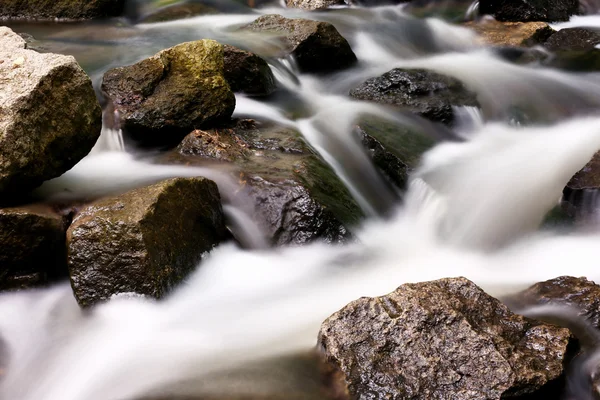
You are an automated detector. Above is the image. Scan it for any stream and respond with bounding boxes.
[3,0,600,399]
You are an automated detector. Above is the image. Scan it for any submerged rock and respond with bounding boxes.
[318,277,570,400]
[0,27,102,198]
[242,15,357,73]
[223,45,277,97]
[350,69,479,125]
[176,119,363,245]
[285,0,345,9]
[137,2,217,23]
[464,20,555,47]
[0,0,125,20]
[101,39,236,146]
[478,0,578,22]
[0,205,68,291]
[67,177,227,307]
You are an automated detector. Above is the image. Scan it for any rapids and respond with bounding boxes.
[3,1,600,399]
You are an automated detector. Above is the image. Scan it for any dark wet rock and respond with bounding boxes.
[0,27,102,198]
[101,39,235,146]
[350,68,479,125]
[67,177,227,307]
[562,151,600,218]
[318,277,571,400]
[242,15,357,73]
[0,205,68,291]
[478,0,578,22]
[223,45,276,97]
[138,2,217,23]
[0,0,125,20]
[544,28,600,51]
[285,0,345,9]
[176,119,363,245]
[355,117,435,190]
[464,20,555,47]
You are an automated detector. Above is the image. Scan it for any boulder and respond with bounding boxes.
[562,151,600,218]
[137,3,217,23]
[223,45,276,97]
[544,28,600,51]
[101,39,236,146]
[0,27,102,198]
[355,117,435,190]
[0,205,68,291]
[285,0,345,9]
[67,177,227,307]
[350,68,479,125]
[0,0,125,20]
[464,20,555,47]
[318,277,571,400]
[241,15,357,73]
[478,0,578,22]
[176,119,363,245]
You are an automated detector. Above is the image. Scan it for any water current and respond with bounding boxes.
[4,1,600,398]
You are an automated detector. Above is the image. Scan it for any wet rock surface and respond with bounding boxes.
[285,0,345,9]
[242,15,357,73]
[101,39,236,146]
[176,119,363,245]
[464,20,554,47]
[350,69,479,125]
[0,27,102,198]
[0,0,125,20]
[0,205,69,291]
[67,177,227,307]
[137,2,217,23]
[318,277,571,400]
[223,45,276,97]
[562,151,600,218]
[478,0,578,22]
[544,28,600,51]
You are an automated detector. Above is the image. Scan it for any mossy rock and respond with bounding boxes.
[0,0,125,20]
[176,119,363,245]
[67,177,227,307]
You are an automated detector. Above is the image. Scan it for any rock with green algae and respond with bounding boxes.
[0,204,69,291]
[176,119,363,245]
[101,39,236,146]
[241,14,357,73]
[0,0,125,20]
[223,44,277,97]
[0,27,102,198]
[67,177,227,307]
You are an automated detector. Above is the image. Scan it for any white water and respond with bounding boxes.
[4,3,600,399]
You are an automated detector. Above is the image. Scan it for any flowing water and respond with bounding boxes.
[4,1,600,399]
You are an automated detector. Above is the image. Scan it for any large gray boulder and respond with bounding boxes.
[318,277,571,400]
[0,0,125,20]
[242,15,357,73]
[102,39,236,146]
[67,177,227,307]
[0,27,102,198]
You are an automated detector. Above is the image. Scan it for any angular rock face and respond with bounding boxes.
[101,39,236,146]
[176,119,362,245]
[0,27,102,197]
[478,0,578,22]
[0,0,125,20]
[223,45,276,97]
[544,28,600,51]
[562,152,600,218]
[67,177,227,307]
[0,205,68,291]
[285,0,345,10]
[318,277,571,400]
[350,69,479,125]
[242,15,357,73]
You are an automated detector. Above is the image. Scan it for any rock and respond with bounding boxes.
[0,204,68,291]
[562,151,600,218]
[478,0,578,22]
[137,2,217,23]
[242,15,357,73]
[0,27,102,198]
[544,28,600,51]
[176,119,363,245]
[101,39,236,146]
[67,177,227,307]
[464,20,555,47]
[318,277,571,400]
[223,45,276,97]
[285,0,345,10]
[0,0,125,20]
[355,117,435,190]
[350,68,479,125]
